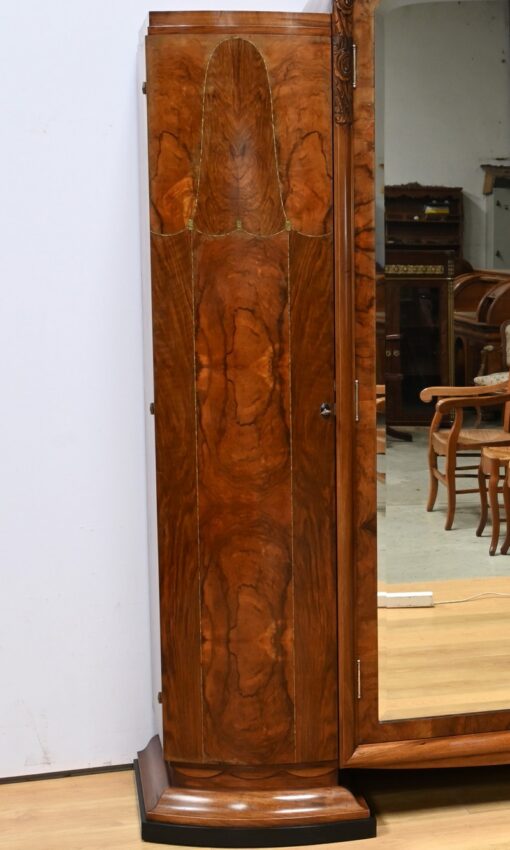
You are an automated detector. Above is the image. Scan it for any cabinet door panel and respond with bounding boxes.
[147,22,337,766]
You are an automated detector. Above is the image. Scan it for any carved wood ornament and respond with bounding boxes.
[332,0,354,125]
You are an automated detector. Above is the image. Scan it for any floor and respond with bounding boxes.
[378,426,510,721]
[3,767,510,849]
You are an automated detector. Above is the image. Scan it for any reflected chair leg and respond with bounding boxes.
[488,464,500,556]
[444,454,456,531]
[476,463,488,537]
[501,475,510,555]
[426,447,439,512]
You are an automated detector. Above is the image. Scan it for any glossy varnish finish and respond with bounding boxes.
[146,13,338,774]
[151,231,203,761]
[138,737,371,829]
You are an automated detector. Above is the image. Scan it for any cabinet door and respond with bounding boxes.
[146,16,338,767]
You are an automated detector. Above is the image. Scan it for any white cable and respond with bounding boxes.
[435,592,510,606]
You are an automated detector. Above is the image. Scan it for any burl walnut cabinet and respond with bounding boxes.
[135,3,510,847]
[135,7,375,845]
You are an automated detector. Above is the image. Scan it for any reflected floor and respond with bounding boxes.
[378,427,510,721]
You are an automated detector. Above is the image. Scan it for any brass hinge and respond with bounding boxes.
[357,659,362,699]
[352,43,357,89]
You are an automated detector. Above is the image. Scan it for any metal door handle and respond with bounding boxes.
[320,402,333,419]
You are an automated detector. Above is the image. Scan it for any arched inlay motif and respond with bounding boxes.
[194,38,286,235]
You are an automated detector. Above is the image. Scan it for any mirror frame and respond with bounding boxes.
[335,0,510,769]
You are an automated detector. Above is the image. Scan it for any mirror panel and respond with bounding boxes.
[376,0,510,723]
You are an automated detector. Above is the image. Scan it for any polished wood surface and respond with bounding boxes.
[195,228,294,765]
[138,737,370,827]
[146,8,341,796]
[6,767,510,850]
[151,231,202,762]
[148,10,331,36]
[347,0,378,766]
[334,0,363,773]
[290,232,337,761]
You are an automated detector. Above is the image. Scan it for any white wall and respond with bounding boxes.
[378,0,510,267]
[0,0,312,779]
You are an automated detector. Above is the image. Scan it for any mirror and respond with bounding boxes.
[376,0,510,722]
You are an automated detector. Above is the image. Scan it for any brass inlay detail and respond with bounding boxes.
[385,264,445,276]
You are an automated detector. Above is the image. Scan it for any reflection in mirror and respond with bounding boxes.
[376,0,510,722]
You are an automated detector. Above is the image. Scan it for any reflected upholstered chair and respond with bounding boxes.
[475,318,510,388]
[420,379,510,530]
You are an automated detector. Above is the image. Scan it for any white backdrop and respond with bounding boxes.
[0,0,316,778]
[4,0,484,779]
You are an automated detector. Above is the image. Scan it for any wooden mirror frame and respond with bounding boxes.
[337,0,510,769]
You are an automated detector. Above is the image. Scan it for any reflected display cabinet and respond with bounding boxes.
[135,3,510,847]
[383,251,456,425]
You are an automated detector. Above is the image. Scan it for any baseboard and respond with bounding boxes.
[0,763,133,785]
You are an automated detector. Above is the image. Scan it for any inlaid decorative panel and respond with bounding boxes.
[147,27,337,766]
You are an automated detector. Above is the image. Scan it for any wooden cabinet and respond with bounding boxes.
[383,252,455,425]
[135,4,510,846]
[385,185,464,257]
[136,8,374,846]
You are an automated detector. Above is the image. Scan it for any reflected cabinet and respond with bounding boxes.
[135,3,510,846]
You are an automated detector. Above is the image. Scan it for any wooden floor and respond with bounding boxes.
[2,766,510,849]
[379,576,510,721]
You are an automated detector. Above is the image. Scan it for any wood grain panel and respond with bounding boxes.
[260,35,333,235]
[146,36,208,233]
[194,232,295,764]
[290,232,338,762]
[146,14,340,775]
[148,11,331,36]
[169,761,338,789]
[151,232,202,762]
[194,39,286,236]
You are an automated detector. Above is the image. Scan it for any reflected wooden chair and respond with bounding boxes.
[478,446,510,555]
[502,461,510,555]
[420,380,510,530]
[376,384,386,484]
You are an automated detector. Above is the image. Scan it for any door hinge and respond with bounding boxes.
[357,659,362,699]
[149,402,155,415]
[352,43,357,89]
[142,81,147,95]
[354,379,360,422]
[157,691,163,704]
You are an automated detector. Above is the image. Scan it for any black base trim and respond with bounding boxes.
[134,760,376,847]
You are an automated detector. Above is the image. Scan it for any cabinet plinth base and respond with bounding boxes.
[135,737,376,846]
